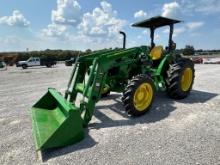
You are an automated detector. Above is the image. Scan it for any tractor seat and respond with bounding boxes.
[150,46,163,60]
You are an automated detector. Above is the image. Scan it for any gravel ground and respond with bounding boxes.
[0,64,220,165]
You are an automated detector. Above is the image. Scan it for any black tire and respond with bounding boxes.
[101,90,110,98]
[122,74,154,116]
[166,58,195,99]
[22,64,27,69]
[46,63,52,68]
[65,62,72,66]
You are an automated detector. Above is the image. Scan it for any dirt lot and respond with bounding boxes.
[0,64,220,165]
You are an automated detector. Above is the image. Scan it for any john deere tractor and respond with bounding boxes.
[31,16,195,151]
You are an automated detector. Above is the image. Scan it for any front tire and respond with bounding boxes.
[101,85,110,98]
[166,58,195,99]
[122,75,154,116]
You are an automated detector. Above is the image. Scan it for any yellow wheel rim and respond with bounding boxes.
[181,68,193,91]
[133,83,153,111]
[101,85,110,94]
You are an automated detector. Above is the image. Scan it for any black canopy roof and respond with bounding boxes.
[132,16,181,28]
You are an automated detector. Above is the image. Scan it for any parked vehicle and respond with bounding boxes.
[16,57,56,69]
[203,58,220,64]
[65,57,76,66]
[192,57,203,64]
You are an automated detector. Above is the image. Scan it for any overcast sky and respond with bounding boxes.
[0,0,220,51]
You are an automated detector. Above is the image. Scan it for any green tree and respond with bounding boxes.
[183,45,195,55]
[85,49,92,54]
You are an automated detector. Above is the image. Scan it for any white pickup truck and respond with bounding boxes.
[16,57,56,69]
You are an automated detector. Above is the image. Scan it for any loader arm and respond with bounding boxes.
[65,47,144,125]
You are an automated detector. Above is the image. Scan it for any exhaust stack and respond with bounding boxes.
[119,31,126,49]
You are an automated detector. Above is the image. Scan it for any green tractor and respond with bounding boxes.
[31,16,195,151]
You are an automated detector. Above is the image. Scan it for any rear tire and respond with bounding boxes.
[22,64,27,69]
[46,63,52,68]
[122,74,154,116]
[166,58,195,99]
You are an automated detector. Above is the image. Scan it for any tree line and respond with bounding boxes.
[0,48,107,65]
[0,46,220,65]
[179,45,220,56]
[15,49,94,61]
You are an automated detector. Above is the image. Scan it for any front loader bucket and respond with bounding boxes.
[31,88,84,150]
